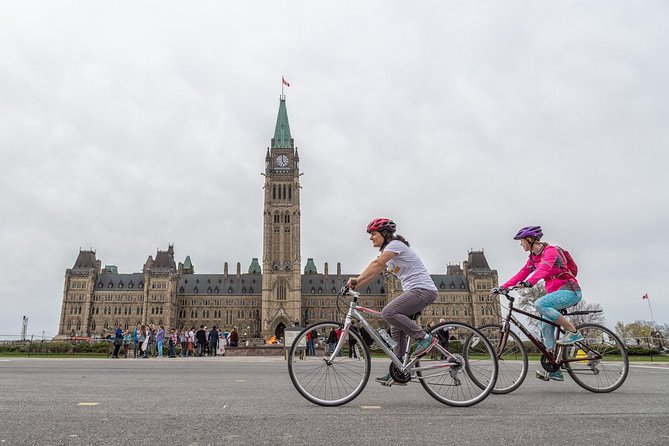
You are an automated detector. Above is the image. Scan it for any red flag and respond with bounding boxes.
[642,293,649,300]
[282,77,290,87]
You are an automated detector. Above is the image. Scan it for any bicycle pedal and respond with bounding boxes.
[535,371,550,381]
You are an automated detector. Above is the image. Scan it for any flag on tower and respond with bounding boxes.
[642,293,649,300]
[282,76,290,87]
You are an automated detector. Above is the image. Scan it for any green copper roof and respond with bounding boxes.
[104,265,118,274]
[272,97,292,148]
[304,258,317,274]
[183,256,192,269]
[248,258,261,274]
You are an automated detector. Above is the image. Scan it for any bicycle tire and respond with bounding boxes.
[561,323,628,393]
[477,324,528,394]
[418,321,498,407]
[287,321,371,406]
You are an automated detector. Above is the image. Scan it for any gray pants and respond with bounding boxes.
[382,287,438,358]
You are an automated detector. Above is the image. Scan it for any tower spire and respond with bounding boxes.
[272,96,293,149]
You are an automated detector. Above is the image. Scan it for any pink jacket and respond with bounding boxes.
[502,245,579,293]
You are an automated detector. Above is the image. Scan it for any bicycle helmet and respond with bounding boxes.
[366,218,396,234]
[513,225,543,240]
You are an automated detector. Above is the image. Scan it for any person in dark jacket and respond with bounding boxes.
[208,326,219,356]
[195,325,207,357]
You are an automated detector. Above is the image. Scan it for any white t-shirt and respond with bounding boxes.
[383,240,437,292]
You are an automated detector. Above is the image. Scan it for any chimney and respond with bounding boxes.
[324,262,329,276]
[236,262,241,279]
[337,262,341,277]
[224,262,228,278]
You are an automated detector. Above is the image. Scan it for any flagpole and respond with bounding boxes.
[646,296,655,323]
[281,77,284,98]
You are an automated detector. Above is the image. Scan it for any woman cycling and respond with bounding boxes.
[493,225,583,381]
[347,218,438,386]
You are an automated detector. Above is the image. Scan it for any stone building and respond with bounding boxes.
[57,95,500,340]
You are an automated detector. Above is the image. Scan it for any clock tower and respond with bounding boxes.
[261,95,302,338]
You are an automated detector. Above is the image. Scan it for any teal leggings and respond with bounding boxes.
[533,289,582,349]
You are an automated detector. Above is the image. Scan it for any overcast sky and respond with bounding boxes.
[1,1,667,337]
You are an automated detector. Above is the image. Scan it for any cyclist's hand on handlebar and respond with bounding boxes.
[515,281,532,289]
[490,287,507,295]
[347,278,358,290]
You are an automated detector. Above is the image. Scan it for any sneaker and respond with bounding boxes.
[557,331,584,346]
[374,373,407,387]
[412,334,438,357]
[535,370,564,381]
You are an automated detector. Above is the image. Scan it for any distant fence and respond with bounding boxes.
[0,334,666,359]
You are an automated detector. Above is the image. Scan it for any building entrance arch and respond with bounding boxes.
[275,323,286,340]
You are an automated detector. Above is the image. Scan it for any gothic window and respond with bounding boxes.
[277,282,286,301]
[91,320,96,331]
[288,186,292,200]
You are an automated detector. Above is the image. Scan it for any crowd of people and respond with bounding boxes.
[111,323,240,359]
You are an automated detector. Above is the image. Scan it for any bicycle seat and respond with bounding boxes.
[409,311,422,321]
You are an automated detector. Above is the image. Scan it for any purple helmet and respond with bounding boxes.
[513,225,543,240]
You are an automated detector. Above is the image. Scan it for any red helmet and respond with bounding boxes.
[366,218,396,234]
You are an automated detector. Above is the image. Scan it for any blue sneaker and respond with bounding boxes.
[557,331,584,345]
[412,334,438,357]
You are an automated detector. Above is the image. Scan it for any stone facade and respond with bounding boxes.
[57,96,500,340]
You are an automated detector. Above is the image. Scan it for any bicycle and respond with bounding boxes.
[479,286,629,394]
[287,286,498,407]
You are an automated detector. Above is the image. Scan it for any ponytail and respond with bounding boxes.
[379,230,410,251]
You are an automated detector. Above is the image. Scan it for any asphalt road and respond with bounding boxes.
[0,357,668,446]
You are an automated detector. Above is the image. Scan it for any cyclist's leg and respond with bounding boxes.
[381,288,437,350]
[534,289,582,350]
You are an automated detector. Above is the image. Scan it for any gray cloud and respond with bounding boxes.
[1,1,667,336]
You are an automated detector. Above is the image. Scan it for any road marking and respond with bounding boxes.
[630,365,669,371]
[360,405,381,410]
[235,379,246,382]
[77,402,99,406]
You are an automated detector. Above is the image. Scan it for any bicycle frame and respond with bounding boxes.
[498,289,603,367]
[327,289,457,379]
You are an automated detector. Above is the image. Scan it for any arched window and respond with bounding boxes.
[277,282,286,301]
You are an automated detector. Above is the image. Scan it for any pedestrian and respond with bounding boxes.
[168,327,177,358]
[188,327,196,356]
[327,327,337,354]
[112,324,123,358]
[156,325,165,358]
[196,325,207,356]
[180,329,189,357]
[348,322,358,359]
[122,329,132,358]
[132,323,141,358]
[147,324,155,358]
[208,325,219,356]
[140,325,149,358]
[229,327,239,348]
[217,330,226,356]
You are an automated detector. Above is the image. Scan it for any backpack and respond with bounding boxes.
[555,246,578,277]
[528,245,578,278]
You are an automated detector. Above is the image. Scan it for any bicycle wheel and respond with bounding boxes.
[478,324,528,394]
[287,321,371,406]
[417,321,498,407]
[561,323,629,393]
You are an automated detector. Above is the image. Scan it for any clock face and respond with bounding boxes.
[276,155,289,167]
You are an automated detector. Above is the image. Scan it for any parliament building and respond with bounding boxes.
[57,96,501,340]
